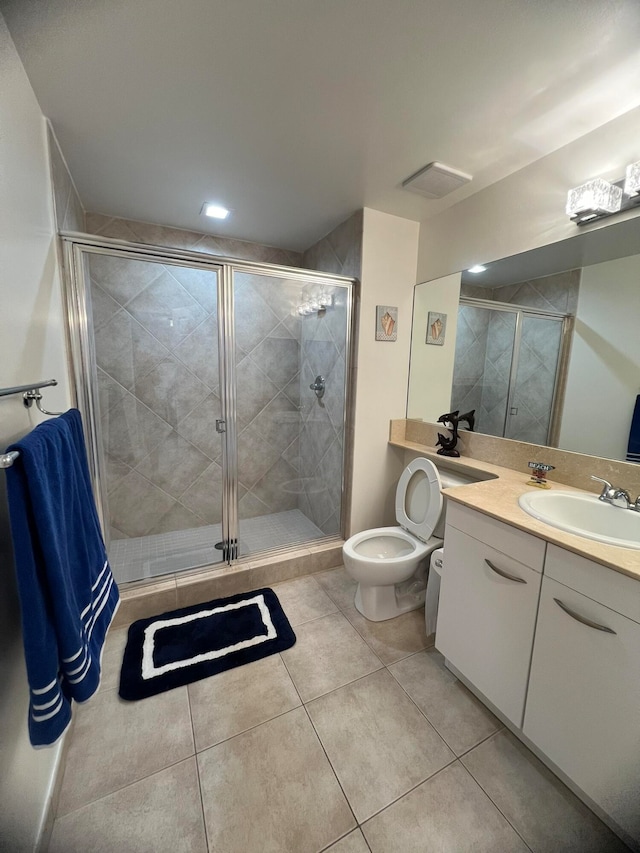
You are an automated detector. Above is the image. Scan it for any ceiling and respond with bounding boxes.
[2,0,640,251]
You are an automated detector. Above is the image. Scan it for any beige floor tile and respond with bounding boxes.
[57,686,194,815]
[198,706,356,853]
[362,761,529,853]
[98,625,129,692]
[307,669,455,822]
[49,758,206,853]
[281,612,383,702]
[389,649,501,755]
[324,828,371,852]
[273,575,338,625]
[461,730,628,853]
[189,654,301,751]
[343,605,432,664]
[315,567,357,611]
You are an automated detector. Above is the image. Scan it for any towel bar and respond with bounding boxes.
[0,379,62,467]
[0,451,19,469]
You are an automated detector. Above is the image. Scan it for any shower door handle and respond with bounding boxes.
[310,376,325,399]
[215,419,226,434]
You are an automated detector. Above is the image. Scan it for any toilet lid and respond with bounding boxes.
[395,457,443,542]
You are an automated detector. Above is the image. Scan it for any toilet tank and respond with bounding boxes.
[433,467,480,538]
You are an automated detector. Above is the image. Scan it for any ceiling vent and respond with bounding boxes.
[402,162,472,199]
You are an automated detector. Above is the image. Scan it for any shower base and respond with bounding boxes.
[108,509,326,584]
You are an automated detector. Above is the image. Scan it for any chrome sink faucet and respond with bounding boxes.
[591,476,616,502]
[591,476,640,511]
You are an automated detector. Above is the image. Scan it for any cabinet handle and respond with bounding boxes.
[484,559,527,584]
[553,598,617,634]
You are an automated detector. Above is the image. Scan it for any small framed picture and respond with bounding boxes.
[426,311,447,345]
[376,305,398,341]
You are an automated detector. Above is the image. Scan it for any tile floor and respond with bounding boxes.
[48,569,629,852]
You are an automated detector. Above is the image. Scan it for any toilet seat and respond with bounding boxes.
[395,457,443,542]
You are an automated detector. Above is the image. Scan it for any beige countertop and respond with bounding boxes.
[390,437,640,582]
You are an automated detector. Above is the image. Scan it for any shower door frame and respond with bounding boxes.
[60,232,356,567]
[459,298,573,445]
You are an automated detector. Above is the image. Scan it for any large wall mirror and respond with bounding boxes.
[407,215,640,464]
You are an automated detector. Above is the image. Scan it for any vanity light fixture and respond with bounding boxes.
[296,290,333,316]
[624,160,640,197]
[201,203,230,220]
[566,161,640,225]
[566,179,622,223]
[467,264,487,274]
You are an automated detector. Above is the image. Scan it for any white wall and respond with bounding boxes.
[416,106,640,284]
[559,254,640,460]
[0,13,71,851]
[406,273,461,422]
[349,208,420,534]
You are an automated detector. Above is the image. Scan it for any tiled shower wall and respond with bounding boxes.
[451,304,491,424]
[453,270,579,443]
[301,212,363,534]
[85,213,302,267]
[91,255,223,540]
[84,212,356,542]
[86,216,305,541]
[92,260,316,542]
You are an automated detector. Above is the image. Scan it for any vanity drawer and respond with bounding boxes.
[446,502,546,572]
[545,544,640,624]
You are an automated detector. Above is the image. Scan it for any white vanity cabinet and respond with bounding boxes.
[523,545,640,844]
[435,502,546,727]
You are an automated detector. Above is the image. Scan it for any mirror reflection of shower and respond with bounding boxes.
[451,298,572,446]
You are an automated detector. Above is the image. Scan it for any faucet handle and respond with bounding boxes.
[611,488,631,509]
[590,475,614,501]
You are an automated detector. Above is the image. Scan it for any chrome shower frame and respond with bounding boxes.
[60,232,356,567]
[458,297,573,445]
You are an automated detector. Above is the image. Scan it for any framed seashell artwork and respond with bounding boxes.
[426,311,447,345]
[376,305,398,341]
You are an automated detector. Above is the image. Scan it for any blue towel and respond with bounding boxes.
[627,395,640,464]
[5,409,119,747]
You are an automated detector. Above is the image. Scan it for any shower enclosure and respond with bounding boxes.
[62,235,354,584]
[451,298,572,445]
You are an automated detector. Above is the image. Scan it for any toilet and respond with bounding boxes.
[343,457,472,622]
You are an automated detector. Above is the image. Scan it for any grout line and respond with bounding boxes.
[357,756,460,828]
[455,761,536,853]
[56,752,197,821]
[456,725,505,759]
[298,698,360,835]
[184,682,211,849]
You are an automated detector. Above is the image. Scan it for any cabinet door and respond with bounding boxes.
[524,576,640,845]
[436,525,542,727]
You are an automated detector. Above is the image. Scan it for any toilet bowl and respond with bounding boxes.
[343,457,471,622]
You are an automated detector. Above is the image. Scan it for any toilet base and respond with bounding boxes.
[354,580,427,622]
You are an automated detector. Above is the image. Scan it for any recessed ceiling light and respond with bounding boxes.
[468,264,487,274]
[202,203,230,220]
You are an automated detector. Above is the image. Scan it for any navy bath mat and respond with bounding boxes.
[119,588,296,700]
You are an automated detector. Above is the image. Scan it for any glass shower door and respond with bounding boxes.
[451,304,517,437]
[231,269,349,558]
[84,249,225,582]
[504,315,564,444]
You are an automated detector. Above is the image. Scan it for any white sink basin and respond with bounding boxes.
[518,490,640,550]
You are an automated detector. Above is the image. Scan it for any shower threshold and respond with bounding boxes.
[108,509,327,584]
